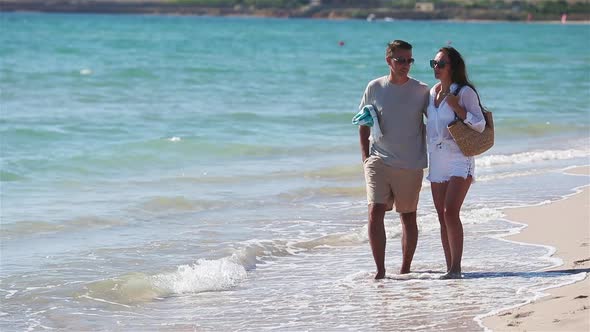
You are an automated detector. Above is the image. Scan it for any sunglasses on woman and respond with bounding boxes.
[430,60,447,69]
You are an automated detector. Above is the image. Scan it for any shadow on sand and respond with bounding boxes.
[382,268,589,281]
[462,268,590,279]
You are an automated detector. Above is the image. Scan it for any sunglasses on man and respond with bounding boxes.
[391,57,415,65]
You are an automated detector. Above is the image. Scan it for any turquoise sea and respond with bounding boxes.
[1,13,589,331]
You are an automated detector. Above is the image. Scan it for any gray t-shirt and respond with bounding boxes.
[359,76,429,169]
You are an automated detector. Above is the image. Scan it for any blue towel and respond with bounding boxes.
[352,105,383,142]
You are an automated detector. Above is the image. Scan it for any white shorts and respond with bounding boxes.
[427,140,475,183]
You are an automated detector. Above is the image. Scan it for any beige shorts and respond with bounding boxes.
[363,156,424,213]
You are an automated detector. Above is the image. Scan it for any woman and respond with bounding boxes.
[426,47,485,279]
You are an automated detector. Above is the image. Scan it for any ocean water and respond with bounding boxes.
[1,13,589,331]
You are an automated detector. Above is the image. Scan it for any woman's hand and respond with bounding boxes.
[446,94,460,109]
[445,94,467,120]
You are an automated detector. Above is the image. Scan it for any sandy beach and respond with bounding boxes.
[482,166,590,331]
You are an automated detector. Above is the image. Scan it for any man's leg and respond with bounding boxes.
[368,203,387,279]
[399,211,418,274]
[392,168,423,274]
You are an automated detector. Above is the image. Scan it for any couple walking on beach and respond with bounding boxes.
[358,40,486,280]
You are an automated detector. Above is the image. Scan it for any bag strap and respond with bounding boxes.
[452,85,465,121]
[452,84,465,96]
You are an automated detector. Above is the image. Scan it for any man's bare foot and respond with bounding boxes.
[399,268,410,274]
[374,270,386,279]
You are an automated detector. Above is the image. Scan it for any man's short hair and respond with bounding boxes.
[386,40,412,59]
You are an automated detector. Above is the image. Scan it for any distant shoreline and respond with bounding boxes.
[2,1,589,22]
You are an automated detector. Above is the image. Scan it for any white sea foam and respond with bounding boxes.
[152,258,248,295]
[82,263,246,306]
[476,169,548,182]
[477,148,590,167]
[151,230,373,294]
[461,208,505,225]
[80,231,376,304]
[290,228,367,249]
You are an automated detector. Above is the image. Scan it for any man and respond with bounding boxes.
[358,40,429,279]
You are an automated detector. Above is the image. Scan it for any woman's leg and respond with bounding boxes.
[431,182,451,271]
[442,176,472,277]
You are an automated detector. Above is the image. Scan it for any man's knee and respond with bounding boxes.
[368,203,387,223]
[400,211,417,223]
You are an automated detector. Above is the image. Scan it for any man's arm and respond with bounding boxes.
[423,86,430,118]
[359,125,371,162]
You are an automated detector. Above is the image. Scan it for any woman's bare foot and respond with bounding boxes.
[439,271,462,279]
[374,270,386,279]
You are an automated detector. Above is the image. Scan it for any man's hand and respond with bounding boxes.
[359,126,371,163]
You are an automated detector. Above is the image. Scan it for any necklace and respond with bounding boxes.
[438,89,450,99]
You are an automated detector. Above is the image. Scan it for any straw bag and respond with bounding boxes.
[447,86,494,157]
